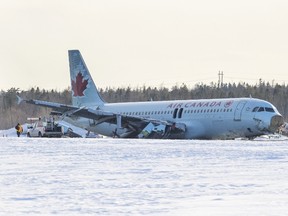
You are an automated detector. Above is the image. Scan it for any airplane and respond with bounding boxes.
[18,50,284,139]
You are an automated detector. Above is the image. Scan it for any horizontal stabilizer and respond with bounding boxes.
[16,95,23,105]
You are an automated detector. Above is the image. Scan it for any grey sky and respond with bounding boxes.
[1,0,288,91]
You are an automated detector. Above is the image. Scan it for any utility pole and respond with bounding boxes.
[218,71,224,88]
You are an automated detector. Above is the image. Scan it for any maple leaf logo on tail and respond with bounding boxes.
[71,72,89,96]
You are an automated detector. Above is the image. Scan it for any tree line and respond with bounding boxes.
[1,80,288,130]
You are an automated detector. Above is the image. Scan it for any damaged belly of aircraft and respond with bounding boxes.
[87,121,186,139]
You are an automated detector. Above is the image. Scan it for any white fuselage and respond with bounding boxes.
[64,97,283,139]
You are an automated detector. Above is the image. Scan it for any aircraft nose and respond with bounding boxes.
[269,115,284,132]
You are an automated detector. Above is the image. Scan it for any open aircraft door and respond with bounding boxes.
[234,101,247,121]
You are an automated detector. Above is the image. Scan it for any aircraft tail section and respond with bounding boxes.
[68,50,105,107]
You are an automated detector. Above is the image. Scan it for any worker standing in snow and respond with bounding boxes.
[15,123,23,137]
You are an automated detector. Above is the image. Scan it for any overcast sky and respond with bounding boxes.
[1,0,288,91]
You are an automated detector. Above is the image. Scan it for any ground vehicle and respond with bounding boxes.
[27,117,64,137]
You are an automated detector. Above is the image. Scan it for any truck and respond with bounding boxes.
[27,117,64,138]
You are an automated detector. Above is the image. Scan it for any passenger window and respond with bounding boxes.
[258,107,264,112]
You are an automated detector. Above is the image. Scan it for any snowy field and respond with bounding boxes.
[0,137,288,216]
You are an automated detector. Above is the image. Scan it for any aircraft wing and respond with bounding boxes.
[18,96,186,138]
[69,107,186,138]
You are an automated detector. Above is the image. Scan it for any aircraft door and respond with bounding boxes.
[234,101,247,121]
[172,108,184,119]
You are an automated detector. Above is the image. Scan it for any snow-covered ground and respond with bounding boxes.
[0,137,288,215]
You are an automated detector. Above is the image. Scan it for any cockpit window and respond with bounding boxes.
[252,106,275,113]
[265,107,274,112]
